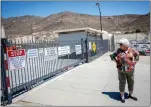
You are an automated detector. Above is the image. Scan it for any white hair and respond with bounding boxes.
[119,38,130,47]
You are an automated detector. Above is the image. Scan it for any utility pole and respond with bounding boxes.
[136,30,138,50]
[96,3,103,39]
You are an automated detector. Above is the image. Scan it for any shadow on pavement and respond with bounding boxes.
[102,92,129,101]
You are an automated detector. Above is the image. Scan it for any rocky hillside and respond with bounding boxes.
[1,12,150,38]
[2,15,43,36]
[109,13,150,32]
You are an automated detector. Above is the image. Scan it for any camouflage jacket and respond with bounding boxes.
[113,48,139,72]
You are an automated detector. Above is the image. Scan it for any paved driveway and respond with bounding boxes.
[11,52,150,106]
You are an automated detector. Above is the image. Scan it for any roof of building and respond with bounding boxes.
[53,27,109,36]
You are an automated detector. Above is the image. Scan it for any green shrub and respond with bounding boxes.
[139,51,145,55]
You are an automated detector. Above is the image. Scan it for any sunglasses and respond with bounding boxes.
[119,44,123,46]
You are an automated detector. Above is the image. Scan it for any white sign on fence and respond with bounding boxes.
[38,48,44,55]
[58,46,70,56]
[44,47,58,61]
[89,42,92,50]
[27,49,38,58]
[75,45,82,55]
[7,49,26,71]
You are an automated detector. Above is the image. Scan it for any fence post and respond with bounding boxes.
[110,34,115,52]
[81,39,85,61]
[85,38,89,63]
[112,34,115,51]
[1,39,7,106]
[1,38,12,104]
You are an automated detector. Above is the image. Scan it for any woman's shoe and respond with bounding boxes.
[121,98,125,103]
[128,95,138,101]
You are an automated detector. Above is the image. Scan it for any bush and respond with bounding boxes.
[139,51,145,55]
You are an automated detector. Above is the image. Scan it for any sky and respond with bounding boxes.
[2,1,150,18]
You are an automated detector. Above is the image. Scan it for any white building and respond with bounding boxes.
[1,26,5,39]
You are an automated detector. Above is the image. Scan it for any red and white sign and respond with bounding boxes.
[7,49,26,71]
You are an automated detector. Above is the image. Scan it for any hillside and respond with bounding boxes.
[1,12,150,38]
[2,15,43,37]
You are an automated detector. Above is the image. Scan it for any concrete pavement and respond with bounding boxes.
[10,52,150,106]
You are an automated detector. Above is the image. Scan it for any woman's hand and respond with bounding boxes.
[127,52,133,58]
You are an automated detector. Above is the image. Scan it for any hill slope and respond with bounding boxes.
[1,12,150,37]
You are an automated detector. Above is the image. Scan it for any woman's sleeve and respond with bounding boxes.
[132,48,139,61]
[117,53,126,63]
[110,48,120,61]
[132,48,139,55]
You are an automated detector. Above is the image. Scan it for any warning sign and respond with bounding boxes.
[75,45,82,55]
[38,48,44,55]
[38,48,44,56]
[27,49,38,58]
[89,42,92,50]
[7,49,26,71]
[58,46,70,56]
[44,47,58,61]
[92,42,96,53]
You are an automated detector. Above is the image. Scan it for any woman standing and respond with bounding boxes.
[110,38,139,103]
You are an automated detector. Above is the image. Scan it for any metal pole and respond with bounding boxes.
[96,3,102,39]
[136,32,137,50]
[1,38,12,104]
[96,3,102,32]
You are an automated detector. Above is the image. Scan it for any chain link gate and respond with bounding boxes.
[85,38,109,62]
[1,36,110,105]
[1,38,87,105]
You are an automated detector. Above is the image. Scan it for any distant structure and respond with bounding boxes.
[1,25,5,39]
[54,27,114,51]
[8,31,59,44]
[7,27,114,51]
[54,27,110,41]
